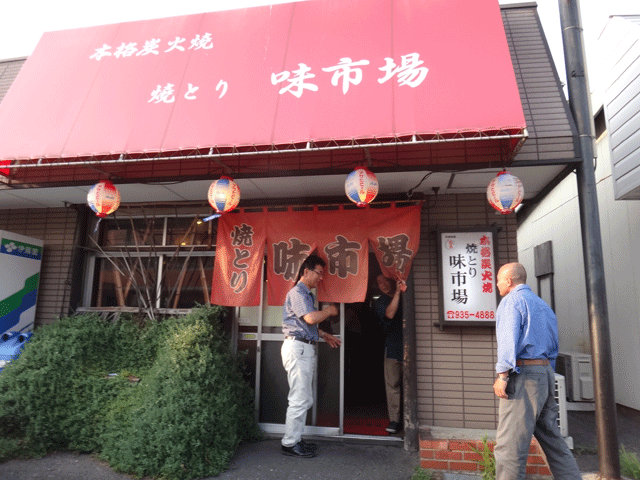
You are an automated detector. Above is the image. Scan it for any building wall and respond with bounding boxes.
[414,193,518,429]
[518,129,640,410]
[600,16,640,200]
[0,195,519,427]
[0,207,78,327]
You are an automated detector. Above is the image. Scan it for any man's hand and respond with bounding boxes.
[396,280,407,294]
[493,376,508,399]
[322,331,341,348]
[324,304,339,317]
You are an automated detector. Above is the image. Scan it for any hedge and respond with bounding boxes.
[0,306,260,479]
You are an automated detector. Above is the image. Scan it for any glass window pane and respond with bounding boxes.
[237,282,282,333]
[94,257,158,307]
[166,217,213,246]
[259,340,289,424]
[101,217,164,247]
[238,306,259,327]
[160,256,214,309]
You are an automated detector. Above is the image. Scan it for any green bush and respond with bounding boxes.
[0,306,260,479]
[621,445,640,479]
[99,307,260,479]
[0,313,160,456]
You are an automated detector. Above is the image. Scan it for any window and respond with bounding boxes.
[534,240,555,311]
[594,107,607,142]
[85,211,216,312]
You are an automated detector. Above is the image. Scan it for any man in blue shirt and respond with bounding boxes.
[493,263,581,480]
[373,275,406,435]
[281,254,340,458]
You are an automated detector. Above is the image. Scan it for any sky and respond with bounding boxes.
[0,0,638,94]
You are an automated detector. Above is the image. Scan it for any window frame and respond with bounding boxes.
[82,211,216,313]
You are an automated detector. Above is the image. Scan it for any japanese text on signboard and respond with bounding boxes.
[441,231,497,323]
[229,223,256,294]
[90,38,427,103]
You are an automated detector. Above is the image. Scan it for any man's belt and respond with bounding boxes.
[516,358,549,366]
[285,335,316,345]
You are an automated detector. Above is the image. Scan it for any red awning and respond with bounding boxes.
[0,0,525,183]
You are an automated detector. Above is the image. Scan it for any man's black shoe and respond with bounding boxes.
[301,439,317,452]
[386,421,401,434]
[282,441,315,458]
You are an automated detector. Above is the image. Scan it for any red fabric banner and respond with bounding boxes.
[367,203,421,281]
[266,208,319,307]
[314,207,369,303]
[210,209,266,307]
[211,204,421,307]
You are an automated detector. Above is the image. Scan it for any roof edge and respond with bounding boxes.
[500,2,538,10]
[0,56,28,63]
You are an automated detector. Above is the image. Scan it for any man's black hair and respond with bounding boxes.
[294,254,326,283]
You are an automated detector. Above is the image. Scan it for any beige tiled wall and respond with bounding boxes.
[0,207,78,327]
[414,193,518,429]
[0,195,518,429]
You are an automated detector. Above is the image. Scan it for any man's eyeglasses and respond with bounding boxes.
[311,269,324,277]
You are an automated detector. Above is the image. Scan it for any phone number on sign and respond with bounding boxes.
[446,310,495,320]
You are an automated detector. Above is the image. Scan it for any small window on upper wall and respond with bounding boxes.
[594,108,607,142]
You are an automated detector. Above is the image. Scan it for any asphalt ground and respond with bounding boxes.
[0,438,418,480]
[568,405,640,474]
[1,405,638,480]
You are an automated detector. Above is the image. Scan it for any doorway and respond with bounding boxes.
[342,300,388,435]
[234,255,398,438]
[342,255,390,436]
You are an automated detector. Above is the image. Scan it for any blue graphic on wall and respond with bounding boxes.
[1,239,43,260]
[0,274,40,334]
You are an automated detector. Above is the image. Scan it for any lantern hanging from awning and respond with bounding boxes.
[345,167,379,207]
[87,180,121,218]
[208,176,240,213]
[487,170,524,214]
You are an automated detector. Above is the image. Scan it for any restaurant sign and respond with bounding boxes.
[438,228,499,326]
[0,0,524,165]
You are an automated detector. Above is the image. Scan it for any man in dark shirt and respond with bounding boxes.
[373,274,406,434]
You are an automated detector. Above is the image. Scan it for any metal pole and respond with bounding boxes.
[558,1,620,478]
[403,269,418,452]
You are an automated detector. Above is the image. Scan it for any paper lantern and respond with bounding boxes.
[208,176,240,213]
[87,180,121,218]
[345,167,378,207]
[487,171,524,214]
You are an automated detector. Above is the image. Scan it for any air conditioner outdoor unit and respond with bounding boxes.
[554,373,573,448]
[554,373,568,437]
[556,352,594,402]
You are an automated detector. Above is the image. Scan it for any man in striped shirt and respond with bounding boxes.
[281,254,340,458]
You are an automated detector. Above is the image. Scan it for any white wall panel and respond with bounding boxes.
[518,128,640,410]
[601,17,640,200]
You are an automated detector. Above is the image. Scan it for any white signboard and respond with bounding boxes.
[0,231,44,335]
[439,230,497,325]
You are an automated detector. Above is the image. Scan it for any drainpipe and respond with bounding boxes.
[558,2,620,479]
[403,269,418,452]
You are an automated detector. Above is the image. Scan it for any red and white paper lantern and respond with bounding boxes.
[345,167,379,207]
[87,180,121,218]
[208,176,240,213]
[487,171,524,214]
